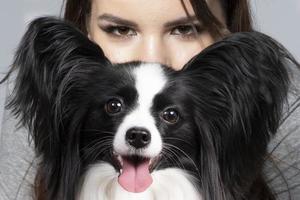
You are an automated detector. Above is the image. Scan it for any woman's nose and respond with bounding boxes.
[135,35,170,66]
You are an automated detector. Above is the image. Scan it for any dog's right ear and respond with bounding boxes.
[5,17,110,153]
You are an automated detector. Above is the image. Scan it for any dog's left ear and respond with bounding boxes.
[4,17,112,199]
[180,31,297,199]
[6,17,111,154]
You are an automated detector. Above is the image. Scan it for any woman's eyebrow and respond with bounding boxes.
[98,14,138,27]
[164,16,199,28]
[98,13,199,28]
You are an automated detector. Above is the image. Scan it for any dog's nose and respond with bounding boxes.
[125,127,151,149]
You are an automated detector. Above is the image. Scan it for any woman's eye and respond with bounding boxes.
[161,108,180,124]
[101,25,137,37]
[170,24,203,38]
[105,98,123,114]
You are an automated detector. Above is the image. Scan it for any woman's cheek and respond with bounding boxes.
[103,45,137,64]
[168,33,215,70]
[89,33,139,64]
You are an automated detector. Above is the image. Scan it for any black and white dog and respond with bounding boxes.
[6,17,298,200]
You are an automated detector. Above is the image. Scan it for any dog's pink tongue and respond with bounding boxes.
[118,158,152,193]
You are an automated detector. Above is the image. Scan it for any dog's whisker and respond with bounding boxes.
[90,146,112,163]
[80,140,113,161]
[81,129,115,136]
[83,144,111,163]
[81,140,112,156]
[81,138,113,152]
[164,136,195,147]
[162,144,193,173]
[81,143,112,159]
[160,147,185,170]
[164,143,201,177]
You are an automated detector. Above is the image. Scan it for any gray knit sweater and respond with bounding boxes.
[0,64,300,200]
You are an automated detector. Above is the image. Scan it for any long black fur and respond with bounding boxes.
[3,17,299,200]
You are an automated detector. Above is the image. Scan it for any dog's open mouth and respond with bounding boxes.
[113,153,160,193]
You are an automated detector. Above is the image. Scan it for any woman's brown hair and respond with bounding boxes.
[63,0,253,37]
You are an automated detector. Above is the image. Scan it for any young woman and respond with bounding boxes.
[0,0,299,200]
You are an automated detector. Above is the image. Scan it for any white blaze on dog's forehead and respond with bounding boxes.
[133,63,167,105]
[113,63,167,157]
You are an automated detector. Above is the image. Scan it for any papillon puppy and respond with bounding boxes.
[6,17,298,200]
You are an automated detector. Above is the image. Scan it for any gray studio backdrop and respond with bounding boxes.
[1,0,300,131]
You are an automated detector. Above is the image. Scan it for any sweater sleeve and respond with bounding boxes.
[266,62,300,199]
[0,78,36,200]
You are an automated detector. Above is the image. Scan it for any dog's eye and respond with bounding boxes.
[162,108,179,124]
[105,99,123,114]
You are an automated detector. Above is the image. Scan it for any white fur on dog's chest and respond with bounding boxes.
[78,163,202,200]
